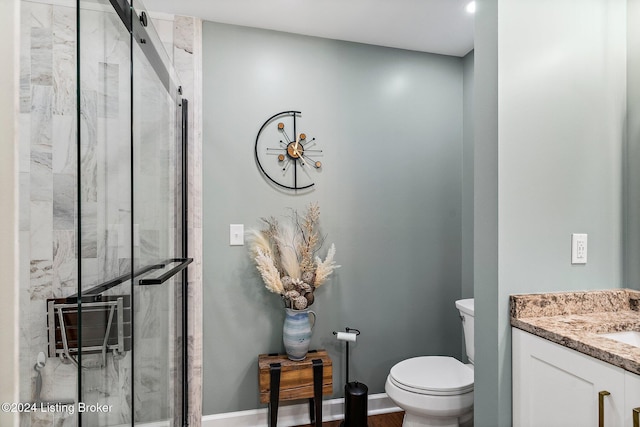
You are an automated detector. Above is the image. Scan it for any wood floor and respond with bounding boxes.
[295,411,404,427]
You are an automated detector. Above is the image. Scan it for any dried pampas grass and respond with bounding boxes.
[275,221,301,279]
[248,202,339,307]
[255,248,284,294]
[313,243,339,287]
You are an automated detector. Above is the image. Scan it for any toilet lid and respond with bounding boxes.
[389,356,474,396]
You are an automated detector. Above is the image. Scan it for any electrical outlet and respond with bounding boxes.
[571,233,587,264]
[230,224,244,246]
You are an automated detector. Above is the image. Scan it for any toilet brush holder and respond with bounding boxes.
[343,381,368,427]
[333,327,368,427]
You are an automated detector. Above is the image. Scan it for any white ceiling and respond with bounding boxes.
[142,0,475,57]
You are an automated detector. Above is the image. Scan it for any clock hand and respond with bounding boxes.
[293,133,307,152]
[292,146,307,165]
[288,135,307,165]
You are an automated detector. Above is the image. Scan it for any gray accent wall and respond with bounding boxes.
[473,1,500,424]
[462,51,474,300]
[202,21,467,414]
[474,0,627,426]
[626,0,640,290]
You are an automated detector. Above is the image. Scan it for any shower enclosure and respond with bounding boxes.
[19,0,190,425]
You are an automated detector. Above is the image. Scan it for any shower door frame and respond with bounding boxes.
[75,0,190,425]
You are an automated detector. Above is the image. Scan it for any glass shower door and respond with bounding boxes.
[131,9,185,423]
[77,0,133,425]
[75,0,187,425]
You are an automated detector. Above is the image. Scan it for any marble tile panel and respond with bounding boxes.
[82,353,131,424]
[139,229,160,260]
[80,89,98,203]
[30,150,53,202]
[52,230,76,297]
[19,412,30,427]
[52,114,77,174]
[118,258,131,276]
[20,3,32,114]
[80,201,97,258]
[81,258,99,290]
[19,289,32,402]
[31,27,53,86]
[188,227,202,283]
[28,299,49,363]
[20,231,31,293]
[54,411,76,427]
[115,222,132,257]
[53,173,75,230]
[134,288,164,339]
[29,260,53,300]
[20,172,31,232]
[31,85,53,153]
[30,201,53,261]
[98,229,119,281]
[97,62,119,119]
[41,358,76,402]
[20,114,32,173]
[28,2,53,29]
[134,338,168,421]
[52,5,76,116]
[174,16,194,55]
[30,411,54,427]
[150,17,174,61]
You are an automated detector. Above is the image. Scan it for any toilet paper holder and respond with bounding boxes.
[332,327,360,381]
[333,327,367,427]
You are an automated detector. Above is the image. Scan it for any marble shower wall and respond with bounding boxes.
[18,1,203,425]
[19,2,80,425]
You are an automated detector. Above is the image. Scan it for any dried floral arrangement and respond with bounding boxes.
[248,202,340,310]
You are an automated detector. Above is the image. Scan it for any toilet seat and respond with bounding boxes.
[389,356,474,396]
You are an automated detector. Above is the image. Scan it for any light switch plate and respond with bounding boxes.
[230,224,244,246]
[571,233,587,264]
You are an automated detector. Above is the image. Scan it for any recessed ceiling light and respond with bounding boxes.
[466,1,476,13]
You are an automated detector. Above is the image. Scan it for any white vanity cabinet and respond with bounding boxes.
[513,328,636,427]
[626,370,640,427]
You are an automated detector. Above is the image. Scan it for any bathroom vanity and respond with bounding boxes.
[510,289,640,427]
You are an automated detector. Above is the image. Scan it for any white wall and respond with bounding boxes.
[474,0,627,425]
[0,0,20,425]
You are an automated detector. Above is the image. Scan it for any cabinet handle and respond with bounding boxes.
[633,407,639,427]
[599,390,610,427]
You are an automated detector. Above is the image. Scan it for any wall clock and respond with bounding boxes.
[255,111,322,190]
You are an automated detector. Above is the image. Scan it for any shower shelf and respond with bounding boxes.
[46,295,131,366]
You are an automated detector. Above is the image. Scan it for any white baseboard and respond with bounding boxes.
[202,393,401,427]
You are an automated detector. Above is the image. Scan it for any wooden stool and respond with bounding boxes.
[258,349,333,427]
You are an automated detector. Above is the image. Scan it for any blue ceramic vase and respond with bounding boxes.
[283,308,316,361]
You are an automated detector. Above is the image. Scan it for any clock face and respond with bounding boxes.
[255,111,322,190]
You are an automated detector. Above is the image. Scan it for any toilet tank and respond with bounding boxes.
[455,299,474,364]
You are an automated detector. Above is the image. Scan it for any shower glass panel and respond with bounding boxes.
[74,0,188,425]
[77,0,133,425]
[131,3,185,423]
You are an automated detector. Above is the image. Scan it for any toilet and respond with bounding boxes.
[385,299,475,427]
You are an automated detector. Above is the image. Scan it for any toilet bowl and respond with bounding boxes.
[385,299,475,427]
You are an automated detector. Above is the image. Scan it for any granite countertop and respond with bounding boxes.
[510,289,640,375]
